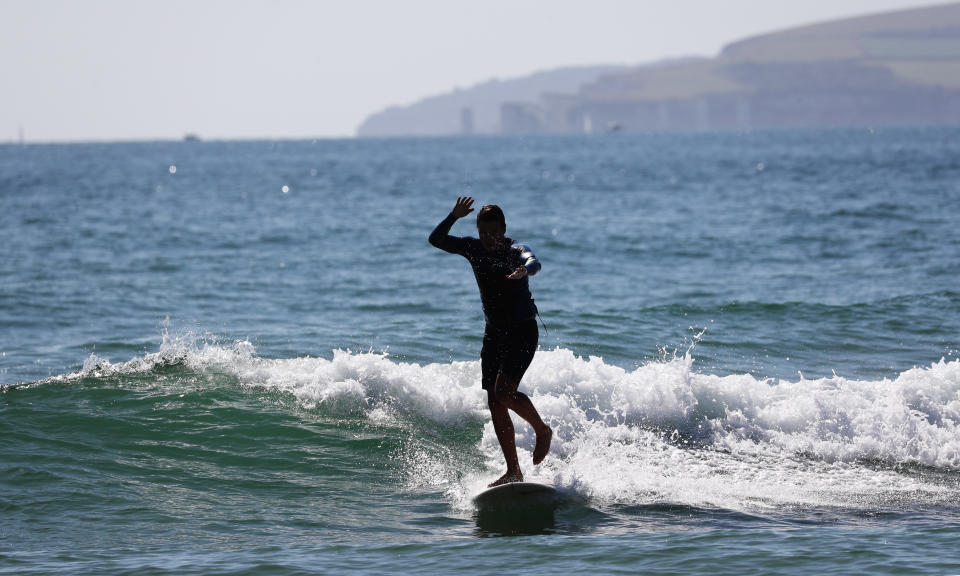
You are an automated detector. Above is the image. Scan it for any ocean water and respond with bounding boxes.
[2,129,959,574]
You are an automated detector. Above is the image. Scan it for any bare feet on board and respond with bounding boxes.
[487,471,523,488]
[533,425,552,465]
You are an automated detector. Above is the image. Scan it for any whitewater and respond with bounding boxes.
[53,329,960,517]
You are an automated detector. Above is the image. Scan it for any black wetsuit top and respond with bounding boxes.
[429,213,540,327]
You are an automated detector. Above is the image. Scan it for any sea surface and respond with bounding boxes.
[2,128,959,574]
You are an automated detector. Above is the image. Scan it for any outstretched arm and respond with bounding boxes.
[428,196,474,255]
[506,243,541,279]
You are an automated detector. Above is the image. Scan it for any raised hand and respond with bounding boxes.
[451,196,475,219]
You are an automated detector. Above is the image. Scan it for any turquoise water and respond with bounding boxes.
[2,129,959,574]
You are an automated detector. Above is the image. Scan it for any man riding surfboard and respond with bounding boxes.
[429,197,552,487]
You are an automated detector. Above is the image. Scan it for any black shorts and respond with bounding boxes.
[480,318,538,390]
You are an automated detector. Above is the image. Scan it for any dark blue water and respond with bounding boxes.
[2,129,959,574]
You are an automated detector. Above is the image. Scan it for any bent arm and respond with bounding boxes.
[429,213,469,255]
[514,243,541,276]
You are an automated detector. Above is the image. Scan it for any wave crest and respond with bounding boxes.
[63,333,960,471]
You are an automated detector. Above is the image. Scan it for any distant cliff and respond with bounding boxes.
[358,2,960,135]
[552,2,960,133]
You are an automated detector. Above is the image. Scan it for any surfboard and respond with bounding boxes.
[472,482,559,510]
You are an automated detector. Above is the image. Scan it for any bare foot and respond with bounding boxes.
[487,471,523,488]
[533,426,552,465]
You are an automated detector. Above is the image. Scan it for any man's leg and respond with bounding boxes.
[487,386,523,487]
[495,373,553,466]
[482,327,521,487]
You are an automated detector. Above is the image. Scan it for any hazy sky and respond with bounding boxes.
[1,0,945,142]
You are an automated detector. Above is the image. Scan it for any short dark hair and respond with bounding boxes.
[477,204,506,228]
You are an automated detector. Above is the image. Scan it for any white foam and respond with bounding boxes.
[234,350,486,424]
[63,334,960,512]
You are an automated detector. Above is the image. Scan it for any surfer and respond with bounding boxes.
[429,197,553,487]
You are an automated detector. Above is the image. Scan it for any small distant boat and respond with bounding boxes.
[183,133,202,142]
[606,122,622,133]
